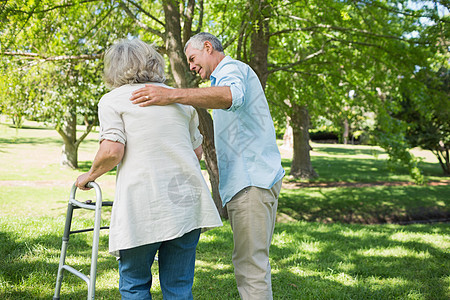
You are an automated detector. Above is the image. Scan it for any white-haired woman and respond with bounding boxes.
[76,39,222,300]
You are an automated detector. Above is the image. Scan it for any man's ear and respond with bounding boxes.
[204,41,213,54]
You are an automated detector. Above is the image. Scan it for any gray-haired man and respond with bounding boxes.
[130,32,285,300]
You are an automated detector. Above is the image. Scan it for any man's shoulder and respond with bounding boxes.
[212,56,250,79]
[220,56,249,69]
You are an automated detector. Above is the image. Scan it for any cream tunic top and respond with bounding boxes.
[98,83,222,257]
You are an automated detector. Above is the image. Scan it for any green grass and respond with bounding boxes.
[1,119,449,299]
[279,185,449,223]
[282,144,445,183]
[1,217,448,299]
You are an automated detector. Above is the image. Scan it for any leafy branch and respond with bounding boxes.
[268,45,327,74]
[3,52,103,61]
[5,0,101,14]
[119,0,164,39]
[270,23,430,45]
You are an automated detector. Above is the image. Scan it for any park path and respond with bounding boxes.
[1,179,448,188]
[0,180,116,189]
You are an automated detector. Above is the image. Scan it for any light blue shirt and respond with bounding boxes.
[210,56,285,206]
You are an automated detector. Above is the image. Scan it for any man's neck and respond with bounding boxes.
[211,52,226,73]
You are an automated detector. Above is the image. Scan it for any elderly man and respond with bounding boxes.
[130,32,285,300]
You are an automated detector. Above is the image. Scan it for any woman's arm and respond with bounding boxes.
[75,140,125,190]
[194,145,203,161]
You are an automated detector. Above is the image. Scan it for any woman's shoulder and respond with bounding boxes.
[173,103,196,117]
[100,84,133,100]
[152,82,174,89]
[99,84,148,106]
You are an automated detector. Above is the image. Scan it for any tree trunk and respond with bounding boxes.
[58,111,78,169]
[434,148,450,176]
[290,105,318,179]
[163,0,190,88]
[61,140,78,169]
[245,0,317,180]
[57,107,96,170]
[197,108,228,218]
[12,114,24,128]
[163,0,225,218]
[196,113,225,218]
[343,118,349,144]
[248,0,271,88]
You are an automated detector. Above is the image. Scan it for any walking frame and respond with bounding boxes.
[53,182,113,300]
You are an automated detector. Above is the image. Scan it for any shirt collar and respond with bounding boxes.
[210,56,233,83]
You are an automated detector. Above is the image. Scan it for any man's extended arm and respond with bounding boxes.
[130,85,232,109]
[75,140,125,190]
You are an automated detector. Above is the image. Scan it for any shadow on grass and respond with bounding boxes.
[196,222,450,299]
[0,136,62,146]
[312,145,386,156]
[4,124,55,131]
[278,185,450,224]
[282,156,446,183]
[270,222,450,299]
[0,218,449,299]
[281,157,394,183]
[0,220,118,299]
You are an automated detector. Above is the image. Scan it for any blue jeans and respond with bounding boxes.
[118,229,201,300]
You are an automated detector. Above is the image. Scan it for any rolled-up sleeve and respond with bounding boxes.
[189,108,203,149]
[212,64,246,112]
[98,100,126,145]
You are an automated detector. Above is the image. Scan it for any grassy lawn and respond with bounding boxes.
[279,185,449,224]
[281,144,445,183]
[1,119,449,299]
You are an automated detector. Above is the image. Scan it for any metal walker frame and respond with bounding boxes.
[53,182,113,300]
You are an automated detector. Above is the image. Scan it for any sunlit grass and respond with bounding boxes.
[279,185,449,223]
[1,216,449,299]
[1,119,449,299]
[281,142,445,183]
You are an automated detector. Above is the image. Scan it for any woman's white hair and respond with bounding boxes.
[103,39,165,89]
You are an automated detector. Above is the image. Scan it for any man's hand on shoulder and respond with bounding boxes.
[130,84,174,107]
[130,85,232,109]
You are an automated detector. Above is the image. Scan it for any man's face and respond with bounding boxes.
[185,43,212,80]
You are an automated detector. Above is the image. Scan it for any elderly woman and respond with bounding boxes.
[75,39,222,300]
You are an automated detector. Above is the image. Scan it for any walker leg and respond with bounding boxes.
[54,182,107,300]
[53,202,74,300]
[87,199,103,300]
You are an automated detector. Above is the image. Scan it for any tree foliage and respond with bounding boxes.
[395,67,450,175]
[253,0,448,181]
[1,0,448,183]
[1,1,135,168]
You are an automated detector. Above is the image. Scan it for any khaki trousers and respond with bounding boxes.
[226,179,282,300]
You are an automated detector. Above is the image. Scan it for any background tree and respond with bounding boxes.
[262,0,448,181]
[1,1,134,168]
[394,67,449,175]
[1,1,448,213]
[1,0,232,217]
